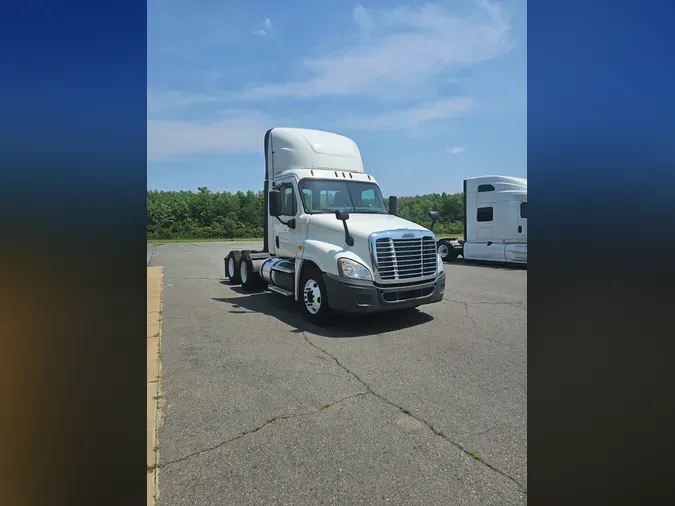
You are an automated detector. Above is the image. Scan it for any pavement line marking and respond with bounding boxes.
[147,266,163,506]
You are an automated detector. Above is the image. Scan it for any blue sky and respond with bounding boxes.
[147,0,526,196]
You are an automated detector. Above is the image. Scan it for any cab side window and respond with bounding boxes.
[281,184,297,216]
[477,206,493,222]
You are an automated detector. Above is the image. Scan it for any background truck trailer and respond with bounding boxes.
[224,127,446,324]
[433,175,527,265]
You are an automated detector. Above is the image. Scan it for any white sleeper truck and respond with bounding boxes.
[224,127,446,324]
[433,175,527,265]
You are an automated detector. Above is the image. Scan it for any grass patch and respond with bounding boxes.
[266,416,277,423]
[322,403,333,409]
[468,451,484,463]
[401,408,410,415]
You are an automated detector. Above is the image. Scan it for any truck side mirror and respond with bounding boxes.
[335,210,350,221]
[388,196,398,216]
[428,211,440,231]
[269,190,281,216]
[335,210,354,246]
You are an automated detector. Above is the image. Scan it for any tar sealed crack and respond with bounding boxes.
[444,300,477,326]
[302,331,527,494]
[158,391,368,469]
[444,299,527,328]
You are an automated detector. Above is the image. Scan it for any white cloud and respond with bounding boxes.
[252,17,271,36]
[447,146,466,154]
[353,4,373,34]
[238,1,511,100]
[147,111,270,161]
[337,97,475,130]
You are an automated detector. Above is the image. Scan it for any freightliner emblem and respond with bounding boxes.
[401,232,414,238]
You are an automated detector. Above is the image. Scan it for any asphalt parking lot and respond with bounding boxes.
[148,241,527,506]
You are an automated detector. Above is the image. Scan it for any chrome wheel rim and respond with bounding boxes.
[303,279,322,315]
[438,244,449,258]
[240,261,248,284]
[228,257,235,278]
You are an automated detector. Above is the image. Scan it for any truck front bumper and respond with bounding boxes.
[323,272,446,314]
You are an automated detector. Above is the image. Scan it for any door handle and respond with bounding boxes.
[275,236,279,248]
[518,226,522,233]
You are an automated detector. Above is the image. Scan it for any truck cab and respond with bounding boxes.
[462,175,527,264]
[224,127,446,324]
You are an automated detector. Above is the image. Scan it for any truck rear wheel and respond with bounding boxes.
[239,256,264,291]
[437,240,458,262]
[300,265,331,325]
[226,251,242,285]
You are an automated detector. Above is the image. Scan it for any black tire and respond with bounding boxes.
[446,244,458,262]
[226,251,242,285]
[437,240,457,262]
[299,265,332,325]
[239,256,264,291]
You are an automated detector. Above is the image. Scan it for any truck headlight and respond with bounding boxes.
[437,253,444,273]
[337,258,372,280]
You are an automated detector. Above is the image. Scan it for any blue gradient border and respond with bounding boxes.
[529,0,675,504]
[1,1,147,505]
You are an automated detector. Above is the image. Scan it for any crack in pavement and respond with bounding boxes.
[444,299,527,327]
[158,391,369,469]
[301,331,527,494]
[444,300,477,327]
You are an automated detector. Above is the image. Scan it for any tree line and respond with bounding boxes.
[147,187,465,240]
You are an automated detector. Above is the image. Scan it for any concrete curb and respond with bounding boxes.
[147,266,163,506]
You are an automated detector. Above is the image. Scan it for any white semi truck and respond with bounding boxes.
[433,175,527,265]
[224,127,446,324]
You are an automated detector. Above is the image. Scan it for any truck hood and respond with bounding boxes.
[308,213,431,239]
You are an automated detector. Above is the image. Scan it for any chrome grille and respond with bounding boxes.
[374,235,437,281]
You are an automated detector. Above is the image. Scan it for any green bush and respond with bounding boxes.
[147,188,465,240]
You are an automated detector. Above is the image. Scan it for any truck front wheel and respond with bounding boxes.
[300,266,331,325]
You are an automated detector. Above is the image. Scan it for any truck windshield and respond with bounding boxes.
[298,179,388,214]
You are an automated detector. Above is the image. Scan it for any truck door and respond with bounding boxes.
[476,206,494,241]
[272,181,305,258]
[517,201,527,240]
